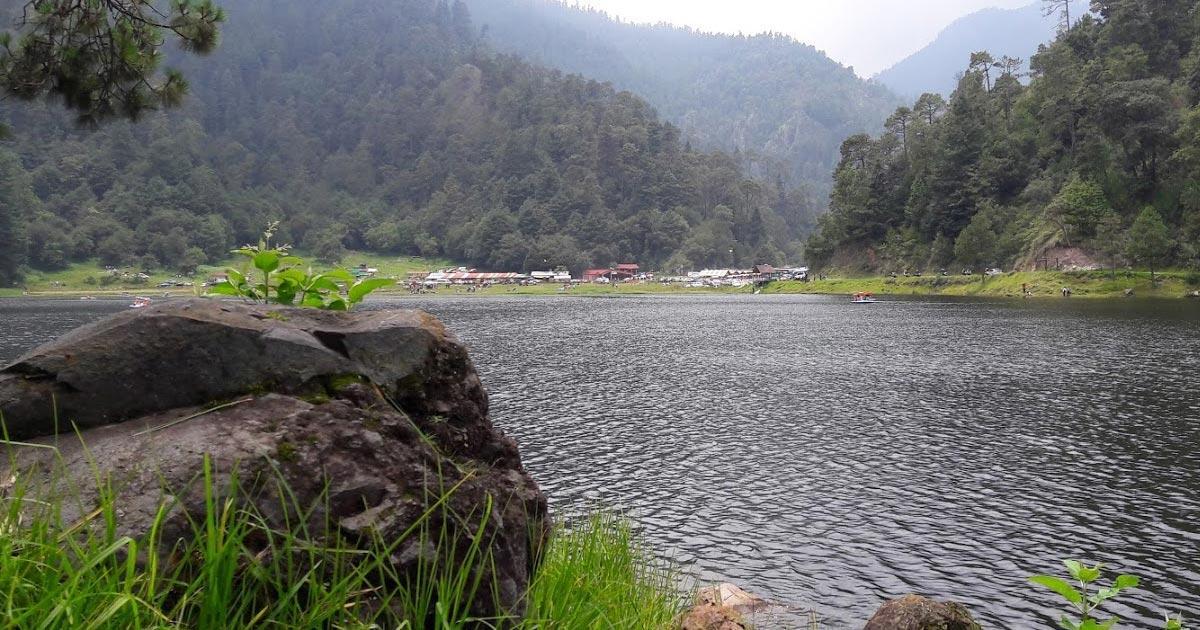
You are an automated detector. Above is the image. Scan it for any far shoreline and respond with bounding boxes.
[5,269,1200,302]
[765,270,1200,300]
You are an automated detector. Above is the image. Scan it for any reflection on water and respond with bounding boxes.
[2,295,1199,627]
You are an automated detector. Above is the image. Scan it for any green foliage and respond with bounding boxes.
[207,224,391,309]
[0,148,32,285]
[1030,560,1137,630]
[1030,560,1185,630]
[524,512,684,628]
[810,1,1200,273]
[0,0,224,125]
[955,212,998,271]
[1125,207,1174,278]
[1048,176,1112,245]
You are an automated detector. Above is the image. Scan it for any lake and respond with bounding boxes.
[2,295,1198,627]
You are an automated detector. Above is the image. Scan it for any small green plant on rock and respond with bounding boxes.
[207,223,392,309]
[1030,560,1185,630]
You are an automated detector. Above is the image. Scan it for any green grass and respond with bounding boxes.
[18,259,195,295]
[12,251,458,296]
[0,443,683,628]
[765,270,1200,299]
[525,512,685,628]
[330,251,457,279]
[9,252,754,299]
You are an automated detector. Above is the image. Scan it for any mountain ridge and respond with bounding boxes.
[874,1,1087,99]
[462,0,902,200]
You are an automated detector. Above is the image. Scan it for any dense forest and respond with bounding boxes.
[461,0,900,199]
[808,0,1200,274]
[0,0,813,286]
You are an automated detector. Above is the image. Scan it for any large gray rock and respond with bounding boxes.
[1,300,547,620]
[1,300,488,452]
[863,594,982,630]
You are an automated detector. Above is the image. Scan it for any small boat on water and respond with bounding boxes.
[851,292,877,304]
[129,297,152,309]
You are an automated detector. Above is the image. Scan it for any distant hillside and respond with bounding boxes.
[808,0,1200,276]
[874,1,1087,99]
[0,0,814,285]
[461,0,901,200]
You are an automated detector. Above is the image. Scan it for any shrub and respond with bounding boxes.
[1031,560,1185,629]
[207,223,390,310]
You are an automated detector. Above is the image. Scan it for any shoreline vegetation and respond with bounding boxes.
[0,447,685,628]
[2,246,1198,300]
[767,270,1200,300]
[6,259,1200,301]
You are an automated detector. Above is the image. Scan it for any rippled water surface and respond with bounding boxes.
[2,295,1199,627]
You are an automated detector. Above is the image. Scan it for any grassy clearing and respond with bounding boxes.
[765,270,1200,299]
[0,445,683,628]
[18,259,206,295]
[12,252,457,296]
[330,251,458,279]
[10,253,742,299]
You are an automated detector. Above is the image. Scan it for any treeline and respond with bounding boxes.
[807,0,1200,274]
[0,0,810,286]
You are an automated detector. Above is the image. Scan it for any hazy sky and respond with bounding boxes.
[570,0,1033,76]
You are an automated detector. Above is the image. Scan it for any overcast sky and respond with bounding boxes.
[569,0,1033,76]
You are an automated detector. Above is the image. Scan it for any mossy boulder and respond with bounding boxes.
[1,299,548,619]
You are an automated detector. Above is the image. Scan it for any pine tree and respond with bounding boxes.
[0,0,224,126]
[1125,207,1173,280]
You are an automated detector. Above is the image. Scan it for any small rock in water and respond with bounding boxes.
[678,602,747,630]
[680,583,796,630]
[863,594,981,630]
[695,583,770,613]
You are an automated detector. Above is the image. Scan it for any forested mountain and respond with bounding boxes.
[874,1,1088,99]
[460,0,901,198]
[0,0,814,286]
[807,0,1200,275]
